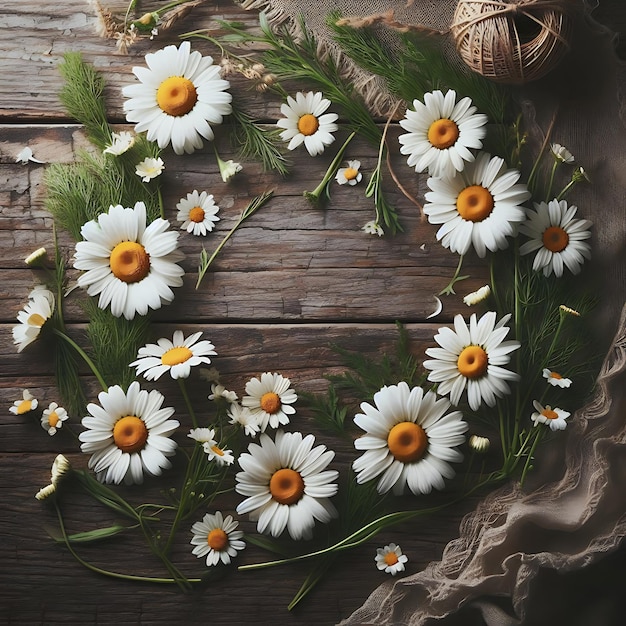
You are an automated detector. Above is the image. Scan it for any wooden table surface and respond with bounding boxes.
[1,2,625,625]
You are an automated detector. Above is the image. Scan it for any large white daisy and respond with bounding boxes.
[519,199,592,277]
[399,89,488,179]
[176,190,220,236]
[122,41,232,155]
[235,430,338,540]
[79,381,179,485]
[241,372,297,432]
[190,511,245,566]
[130,330,216,381]
[73,202,184,320]
[12,287,55,353]
[276,91,338,157]
[423,312,521,411]
[352,382,467,496]
[424,152,530,257]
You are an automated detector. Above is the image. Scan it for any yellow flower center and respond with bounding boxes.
[542,226,569,252]
[48,411,60,428]
[384,551,399,566]
[207,528,229,551]
[297,113,319,136]
[387,422,428,463]
[427,118,460,149]
[542,408,559,420]
[457,345,489,379]
[17,400,33,414]
[109,241,150,283]
[189,206,205,223]
[161,346,193,366]
[344,167,358,180]
[113,416,148,454]
[269,468,305,505]
[549,371,563,380]
[156,76,198,117]
[27,313,47,327]
[210,445,225,457]
[260,392,281,414]
[456,185,495,222]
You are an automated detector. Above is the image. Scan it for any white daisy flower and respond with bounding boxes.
[519,199,592,277]
[176,190,220,236]
[79,381,179,485]
[9,389,38,415]
[423,312,521,411]
[190,511,245,566]
[135,156,164,182]
[336,160,362,185]
[130,330,216,381]
[41,402,68,436]
[12,287,55,352]
[103,131,136,156]
[362,220,384,237]
[543,368,572,388]
[188,428,234,466]
[463,285,491,306]
[424,152,530,258]
[352,382,467,495]
[209,383,238,404]
[375,543,408,576]
[228,403,260,438]
[530,400,570,431]
[276,91,338,157]
[123,41,232,155]
[16,146,45,164]
[73,202,184,320]
[241,372,297,432]
[399,89,488,178]
[216,155,242,182]
[235,430,338,540]
[550,143,574,164]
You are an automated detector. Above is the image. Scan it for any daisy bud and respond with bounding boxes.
[469,435,490,454]
[25,247,48,266]
[463,285,491,306]
[559,304,581,317]
[35,484,56,501]
[51,454,72,485]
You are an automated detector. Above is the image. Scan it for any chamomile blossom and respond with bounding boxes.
[543,368,572,388]
[103,131,135,156]
[550,143,574,164]
[235,431,338,540]
[41,402,68,436]
[375,543,408,576]
[135,156,164,182]
[424,152,530,257]
[241,372,297,432]
[123,41,232,155]
[530,400,570,431]
[130,331,216,381]
[79,382,179,485]
[336,160,362,185]
[16,146,45,164]
[190,511,245,566]
[209,383,238,404]
[9,389,38,415]
[352,382,467,495]
[276,91,338,157]
[228,403,260,438]
[176,190,220,236]
[216,154,242,182]
[399,89,488,178]
[73,202,184,320]
[519,199,592,277]
[423,312,521,411]
[12,287,55,352]
[362,221,384,237]
[188,428,234,465]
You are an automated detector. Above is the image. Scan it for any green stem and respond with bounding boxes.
[438,255,469,296]
[519,427,543,485]
[52,328,108,391]
[545,160,559,201]
[157,186,165,220]
[178,378,199,430]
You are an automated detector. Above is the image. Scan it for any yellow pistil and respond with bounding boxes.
[297,113,319,136]
[542,226,569,252]
[344,167,358,181]
[207,528,229,551]
[161,346,193,366]
[456,185,494,222]
[387,422,428,463]
[156,76,197,117]
[189,206,205,223]
[210,445,224,457]
[47,411,60,428]
[260,392,281,414]
[457,345,489,379]
[16,400,33,415]
[269,468,305,505]
[384,551,399,566]
[109,241,150,283]
[427,118,459,149]
[113,416,148,454]
[549,371,563,380]
[542,407,559,420]
[27,313,46,327]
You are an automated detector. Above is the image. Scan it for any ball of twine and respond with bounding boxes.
[450,0,573,84]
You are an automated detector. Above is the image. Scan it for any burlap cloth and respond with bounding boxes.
[240,1,626,623]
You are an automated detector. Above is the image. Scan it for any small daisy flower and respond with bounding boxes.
[209,383,238,404]
[79,382,179,485]
[103,131,136,156]
[16,146,45,164]
[543,368,572,388]
[424,312,521,411]
[9,389,38,415]
[216,153,242,182]
[12,287,55,352]
[353,382,467,495]
[468,434,490,454]
[362,221,384,237]
[519,199,592,278]
[190,511,245,566]
[336,160,362,185]
[463,284,491,306]
[25,247,48,266]
[176,190,220,236]
[276,91,338,157]
[130,330,216,381]
[235,430,338,540]
[123,41,232,155]
[228,403,260,438]
[74,202,184,320]
[241,372,297,432]
[41,402,68,436]
[188,428,234,466]
[550,143,574,164]
[399,89,488,178]
[375,543,408,576]
[135,156,164,182]
[530,400,570,431]
[424,152,530,258]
